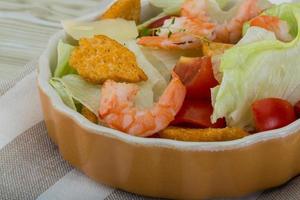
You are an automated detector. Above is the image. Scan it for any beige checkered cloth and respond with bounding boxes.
[0,0,299,199]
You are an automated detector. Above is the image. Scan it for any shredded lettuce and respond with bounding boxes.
[54,40,76,78]
[49,78,77,110]
[237,27,277,45]
[62,18,138,41]
[140,48,172,81]
[124,40,167,100]
[56,19,167,111]
[58,75,101,115]
[211,3,300,130]
[51,74,156,115]
[141,47,201,81]
[50,75,100,115]
[148,0,184,9]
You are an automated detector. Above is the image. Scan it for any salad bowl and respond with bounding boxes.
[38,0,300,199]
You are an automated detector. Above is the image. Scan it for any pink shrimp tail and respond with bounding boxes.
[215,0,266,43]
[137,33,203,50]
[159,72,186,115]
[99,72,186,137]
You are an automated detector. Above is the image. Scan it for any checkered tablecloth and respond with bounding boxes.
[1,0,300,199]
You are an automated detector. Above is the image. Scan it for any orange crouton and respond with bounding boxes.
[202,42,233,57]
[159,127,248,142]
[69,35,148,84]
[101,0,141,23]
[81,106,98,124]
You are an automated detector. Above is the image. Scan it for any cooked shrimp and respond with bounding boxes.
[249,15,293,42]
[182,0,270,43]
[139,0,269,49]
[138,16,215,50]
[215,0,268,43]
[99,72,186,137]
[138,32,203,50]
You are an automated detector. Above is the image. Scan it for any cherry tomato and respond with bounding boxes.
[172,99,226,128]
[295,101,300,118]
[148,16,173,29]
[252,98,296,132]
[174,56,219,100]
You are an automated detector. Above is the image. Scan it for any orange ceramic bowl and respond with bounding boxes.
[38,1,300,199]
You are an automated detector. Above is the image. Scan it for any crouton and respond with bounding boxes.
[81,106,98,124]
[159,127,248,142]
[101,0,141,24]
[202,42,233,57]
[69,35,148,84]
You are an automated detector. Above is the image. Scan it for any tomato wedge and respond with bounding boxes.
[174,56,218,100]
[295,101,300,118]
[148,16,173,29]
[252,98,296,132]
[172,99,226,128]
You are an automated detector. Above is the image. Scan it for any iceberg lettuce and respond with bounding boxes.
[54,40,76,78]
[141,47,201,81]
[50,75,100,115]
[49,78,77,110]
[211,3,300,130]
[51,74,156,116]
[124,40,168,100]
[148,0,184,9]
[59,75,101,115]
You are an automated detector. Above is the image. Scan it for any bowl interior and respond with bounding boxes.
[37,0,300,152]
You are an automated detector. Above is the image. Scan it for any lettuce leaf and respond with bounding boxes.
[50,75,100,115]
[49,78,77,110]
[62,18,138,41]
[124,40,167,100]
[141,47,201,81]
[54,40,76,78]
[59,75,101,115]
[51,74,155,116]
[148,0,184,9]
[140,48,173,81]
[211,3,300,130]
